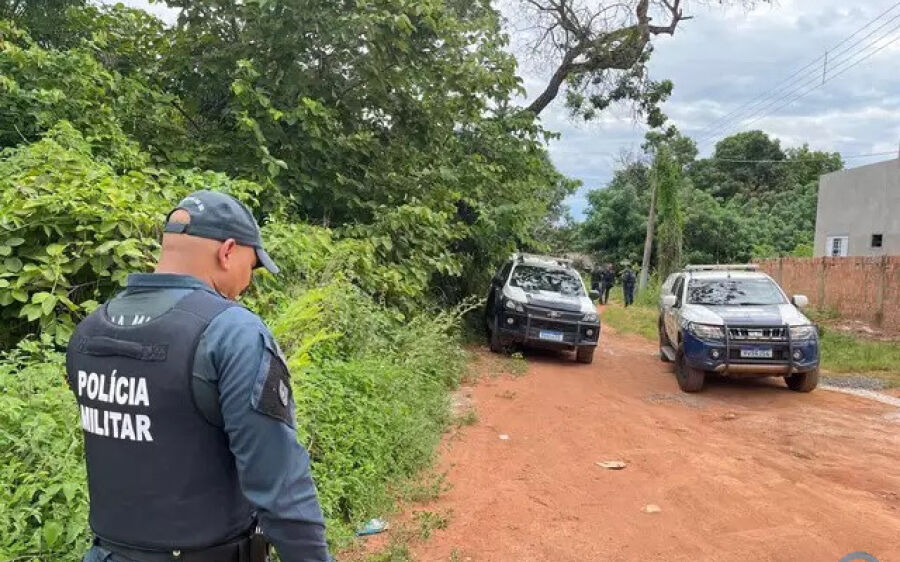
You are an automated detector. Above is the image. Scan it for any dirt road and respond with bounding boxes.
[410,325,900,561]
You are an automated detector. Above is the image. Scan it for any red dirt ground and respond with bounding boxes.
[404,325,900,561]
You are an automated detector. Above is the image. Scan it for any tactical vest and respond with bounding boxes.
[65,290,255,551]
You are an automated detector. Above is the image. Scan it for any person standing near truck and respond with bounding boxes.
[622,265,637,307]
[590,262,605,303]
[601,264,616,305]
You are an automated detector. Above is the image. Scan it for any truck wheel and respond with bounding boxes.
[576,346,595,364]
[785,369,819,392]
[658,318,672,363]
[675,348,705,392]
[488,318,504,354]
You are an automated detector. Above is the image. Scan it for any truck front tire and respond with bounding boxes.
[488,318,504,353]
[675,347,705,392]
[576,346,595,364]
[658,318,672,363]
[785,369,819,392]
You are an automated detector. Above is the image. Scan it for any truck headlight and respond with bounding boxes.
[583,312,598,323]
[504,299,525,313]
[789,325,817,340]
[687,322,724,341]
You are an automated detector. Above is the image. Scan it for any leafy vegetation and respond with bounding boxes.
[582,129,842,267]
[651,146,683,280]
[600,288,658,340]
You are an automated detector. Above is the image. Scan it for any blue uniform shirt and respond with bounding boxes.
[86,273,330,562]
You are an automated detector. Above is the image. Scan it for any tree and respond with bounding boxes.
[638,125,694,287]
[583,127,843,275]
[511,0,767,121]
[0,19,188,168]
[694,130,786,197]
[643,124,697,167]
[159,0,574,301]
[681,185,751,264]
[638,170,657,290]
[0,0,85,47]
[653,146,683,279]
[580,178,647,264]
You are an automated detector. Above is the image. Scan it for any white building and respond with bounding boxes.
[814,158,900,257]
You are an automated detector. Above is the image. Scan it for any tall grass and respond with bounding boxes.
[271,282,472,545]
[819,331,900,387]
[601,284,659,341]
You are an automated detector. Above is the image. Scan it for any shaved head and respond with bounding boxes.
[155,209,257,299]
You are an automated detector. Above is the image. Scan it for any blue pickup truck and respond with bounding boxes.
[658,265,820,393]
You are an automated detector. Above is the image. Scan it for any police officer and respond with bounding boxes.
[66,191,331,562]
[590,261,604,302]
[601,264,616,305]
[622,264,637,307]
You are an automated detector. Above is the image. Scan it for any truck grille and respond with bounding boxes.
[530,318,579,334]
[527,306,584,322]
[728,326,787,341]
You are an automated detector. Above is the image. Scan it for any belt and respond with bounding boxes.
[95,530,259,562]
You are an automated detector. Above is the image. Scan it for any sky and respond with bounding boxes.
[113,0,900,219]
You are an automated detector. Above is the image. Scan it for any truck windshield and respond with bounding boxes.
[687,278,786,306]
[510,265,584,296]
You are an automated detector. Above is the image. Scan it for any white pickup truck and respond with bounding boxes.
[658,265,820,393]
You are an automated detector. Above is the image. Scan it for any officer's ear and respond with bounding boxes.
[217,239,238,270]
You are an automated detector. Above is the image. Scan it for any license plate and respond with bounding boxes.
[741,348,773,359]
[539,330,564,342]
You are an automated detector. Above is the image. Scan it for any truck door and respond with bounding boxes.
[487,261,513,320]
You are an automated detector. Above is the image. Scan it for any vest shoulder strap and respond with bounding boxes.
[171,290,241,323]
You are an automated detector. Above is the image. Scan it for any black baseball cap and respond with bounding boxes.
[163,190,279,274]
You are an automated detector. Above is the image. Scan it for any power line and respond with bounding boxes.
[695,2,900,143]
[712,23,900,139]
[695,1,900,138]
[695,1,900,140]
[699,15,900,144]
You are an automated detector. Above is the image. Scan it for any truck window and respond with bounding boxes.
[509,265,585,296]
[687,278,787,306]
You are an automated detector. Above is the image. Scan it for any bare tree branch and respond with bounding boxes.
[513,0,751,118]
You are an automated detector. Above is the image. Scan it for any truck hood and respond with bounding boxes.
[683,304,811,326]
[504,286,594,314]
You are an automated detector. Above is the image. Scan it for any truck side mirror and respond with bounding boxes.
[792,295,809,309]
[661,295,677,308]
[589,289,601,300]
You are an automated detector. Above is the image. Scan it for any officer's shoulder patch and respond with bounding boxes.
[253,350,294,427]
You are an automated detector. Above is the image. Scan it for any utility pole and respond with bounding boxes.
[822,50,828,85]
[638,183,657,291]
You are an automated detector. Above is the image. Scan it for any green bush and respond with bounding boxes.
[271,282,469,544]
[0,124,259,348]
[0,341,89,560]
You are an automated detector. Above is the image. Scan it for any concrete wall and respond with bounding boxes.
[814,158,900,257]
[756,257,900,333]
